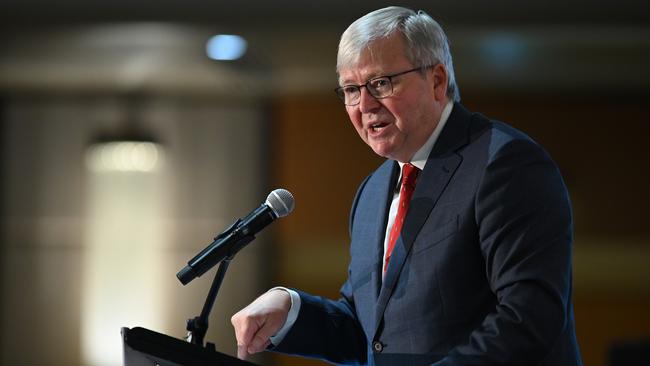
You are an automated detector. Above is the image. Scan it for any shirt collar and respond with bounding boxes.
[398,100,454,172]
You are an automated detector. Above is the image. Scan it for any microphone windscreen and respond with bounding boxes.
[266,188,295,218]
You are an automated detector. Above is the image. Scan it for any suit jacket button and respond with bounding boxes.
[372,340,383,352]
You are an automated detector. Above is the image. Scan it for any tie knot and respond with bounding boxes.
[402,163,419,188]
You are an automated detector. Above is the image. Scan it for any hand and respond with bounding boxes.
[231,289,291,360]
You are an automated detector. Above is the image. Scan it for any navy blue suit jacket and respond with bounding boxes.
[274,103,583,365]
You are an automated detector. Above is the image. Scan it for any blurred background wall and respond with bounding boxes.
[1,1,649,366]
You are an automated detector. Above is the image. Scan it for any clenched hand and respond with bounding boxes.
[231,289,291,360]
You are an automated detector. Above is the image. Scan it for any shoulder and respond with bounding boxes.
[437,103,544,161]
[452,105,553,168]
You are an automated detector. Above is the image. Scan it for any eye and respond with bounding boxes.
[342,85,359,95]
[369,77,391,91]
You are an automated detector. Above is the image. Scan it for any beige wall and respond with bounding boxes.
[0,96,271,365]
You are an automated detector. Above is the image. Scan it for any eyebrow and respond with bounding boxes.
[339,71,386,86]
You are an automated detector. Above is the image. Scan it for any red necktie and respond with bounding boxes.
[384,163,419,273]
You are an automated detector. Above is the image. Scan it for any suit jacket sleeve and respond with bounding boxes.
[434,136,576,365]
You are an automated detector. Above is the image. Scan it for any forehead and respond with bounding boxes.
[338,34,412,84]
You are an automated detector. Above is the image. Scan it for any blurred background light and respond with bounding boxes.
[479,32,527,70]
[206,34,247,61]
[86,141,162,172]
[82,143,169,365]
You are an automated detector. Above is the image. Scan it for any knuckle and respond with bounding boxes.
[230,313,239,324]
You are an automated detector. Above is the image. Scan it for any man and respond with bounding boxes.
[232,6,583,365]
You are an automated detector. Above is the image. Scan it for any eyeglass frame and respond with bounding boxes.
[334,65,431,106]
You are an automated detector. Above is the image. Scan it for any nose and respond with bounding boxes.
[358,86,381,113]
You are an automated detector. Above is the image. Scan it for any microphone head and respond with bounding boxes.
[266,188,295,218]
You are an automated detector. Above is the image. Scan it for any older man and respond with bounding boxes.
[232,6,583,365]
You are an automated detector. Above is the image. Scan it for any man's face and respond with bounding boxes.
[338,33,447,162]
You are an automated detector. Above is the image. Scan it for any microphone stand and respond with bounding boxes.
[185,219,255,349]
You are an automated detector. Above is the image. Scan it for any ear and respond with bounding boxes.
[429,64,449,102]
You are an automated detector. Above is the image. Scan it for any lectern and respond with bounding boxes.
[122,327,256,366]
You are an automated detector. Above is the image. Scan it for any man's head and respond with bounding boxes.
[336,7,459,162]
[337,7,459,103]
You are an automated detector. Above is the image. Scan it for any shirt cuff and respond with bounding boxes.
[268,287,301,346]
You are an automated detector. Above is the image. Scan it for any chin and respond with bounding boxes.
[370,147,393,159]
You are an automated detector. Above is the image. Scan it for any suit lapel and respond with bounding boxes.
[364,161,399,301]
[373,103,471,337]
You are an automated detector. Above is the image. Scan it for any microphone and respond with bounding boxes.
[176,188,294,285]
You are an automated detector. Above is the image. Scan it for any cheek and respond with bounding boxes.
[389,98,425,131]
[381,102,408,129]
[347,110,364,133]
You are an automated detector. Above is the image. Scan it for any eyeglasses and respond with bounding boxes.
[334,66,428,106]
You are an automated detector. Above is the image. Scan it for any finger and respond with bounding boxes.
[231,289,291,356]
[248,339,271,354]
[237,344,250,360]
[231,311,258,346]
[247,320,280,352]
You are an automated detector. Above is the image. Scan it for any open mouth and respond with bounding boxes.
[370,122,388,131]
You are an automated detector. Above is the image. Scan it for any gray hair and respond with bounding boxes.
[337,6,460,102]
